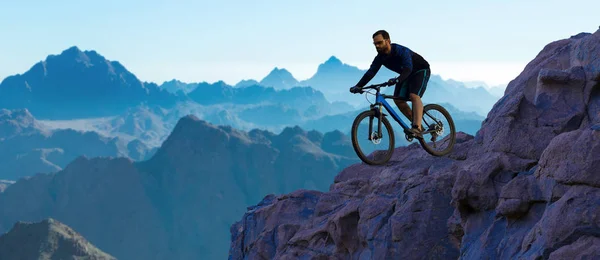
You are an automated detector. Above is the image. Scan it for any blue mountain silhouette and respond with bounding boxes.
[258,67,299,89]
[0,46,178,119]
[292,55,500,115]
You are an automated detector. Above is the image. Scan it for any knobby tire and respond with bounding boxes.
[351,110,395,165]
[418,104,456,156]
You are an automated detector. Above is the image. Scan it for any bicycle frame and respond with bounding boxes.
[367,86,411,138]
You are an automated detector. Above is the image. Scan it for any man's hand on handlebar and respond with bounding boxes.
[387,77,399,86]
[349,86,363,94]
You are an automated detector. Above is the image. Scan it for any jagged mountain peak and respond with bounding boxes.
[235,79,260,88]
[0,46,177,119]
[325,55,342,65]
[259,67,299,89]
[45,46,114,69]
[0,218,116,260]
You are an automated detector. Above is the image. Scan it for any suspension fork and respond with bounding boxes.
[368,103,383,140]
[368,105,374,140]
[377,104,383,138]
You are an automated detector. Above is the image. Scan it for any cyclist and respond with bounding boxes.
[350,30,431,137]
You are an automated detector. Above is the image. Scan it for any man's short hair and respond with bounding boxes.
[373,30,390,39]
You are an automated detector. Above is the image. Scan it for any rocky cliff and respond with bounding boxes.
[229,29,600,259]
[0,218,115,260]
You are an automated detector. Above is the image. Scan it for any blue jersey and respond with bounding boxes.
[355,43,429,88]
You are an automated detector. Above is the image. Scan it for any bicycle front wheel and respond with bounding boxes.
[418,104,456,156]
[351,110,395,165]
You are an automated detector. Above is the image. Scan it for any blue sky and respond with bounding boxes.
[1,0,598,87]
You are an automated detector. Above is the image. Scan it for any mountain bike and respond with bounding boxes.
[349,81,456,165]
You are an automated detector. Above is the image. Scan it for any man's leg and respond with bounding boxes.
[407,69,430,132]
[394,99,412,122]
[393,77,413,122]
[409,93,424,131]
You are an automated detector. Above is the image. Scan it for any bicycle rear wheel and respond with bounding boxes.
[417,104,456,156]
[351,110,395,165]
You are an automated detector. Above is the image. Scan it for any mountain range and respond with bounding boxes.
[0,45,496,140]
[0,44,494,186]
[0,45,502,122]
[224,55,503,116]
[153,55,502,116]
[0,47,180,119]
[0,115,359,260]
[0,108,157,181]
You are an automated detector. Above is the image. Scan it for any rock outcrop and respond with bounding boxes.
[229,29,600,259]
[0,218,115,260]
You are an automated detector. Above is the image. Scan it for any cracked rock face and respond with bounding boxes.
[229,29,600,259]
[230,134,472,259]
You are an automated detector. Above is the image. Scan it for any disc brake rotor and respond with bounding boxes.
[435,123,444,136]
[370,131,382,144]
[427,123,444,143]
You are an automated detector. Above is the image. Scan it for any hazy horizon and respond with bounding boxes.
[1,0,598,88]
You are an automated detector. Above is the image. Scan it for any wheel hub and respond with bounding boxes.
[434,123,444,136]
[370,132,382,144]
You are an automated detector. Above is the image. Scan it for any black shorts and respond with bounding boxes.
[393,68,431,100]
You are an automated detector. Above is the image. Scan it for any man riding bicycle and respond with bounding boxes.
[350,29,431,137]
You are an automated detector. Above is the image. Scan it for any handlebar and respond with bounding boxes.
[352,81,394,94]
[363,81,393,89]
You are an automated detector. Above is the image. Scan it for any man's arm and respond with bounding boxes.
[395,47,413,83]
[355,56,382,88]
